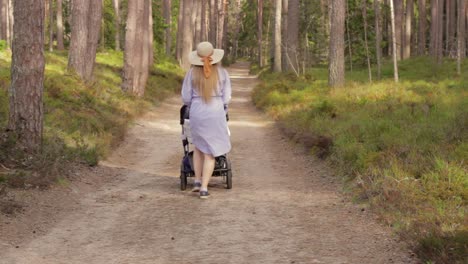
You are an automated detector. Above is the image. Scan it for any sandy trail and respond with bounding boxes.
[0,62,416,264]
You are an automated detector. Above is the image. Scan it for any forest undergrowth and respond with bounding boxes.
[252,57,467,263]
[0,50,183,189]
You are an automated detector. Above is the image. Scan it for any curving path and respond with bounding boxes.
[0,62,417,264]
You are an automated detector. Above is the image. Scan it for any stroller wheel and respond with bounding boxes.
[180,172,187,191]
[226,170,232,189]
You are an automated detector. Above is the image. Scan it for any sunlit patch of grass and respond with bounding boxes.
[254,57,468,263]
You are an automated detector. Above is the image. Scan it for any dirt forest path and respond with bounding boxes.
[1,62,417,264]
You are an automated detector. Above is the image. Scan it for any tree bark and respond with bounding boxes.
[68,0,103,81]
[201,0,208,41]
[429,0,444,62]
[222,0,228,51]
[193,0,201,45]
[112,0,121,51]
[375,0,382,79]
[281,0,288,71]
[137,0,151,95]
[457,0,466,74]
[8,0,46,151]
[346,0,353,72]
[446,0,456,56]
[4,0,12,48]
[286,0,299,74]
[122,0,138,93]
[163,0,171,55]
[100,0,106,50]
[209,0,217,45]
[273,0,282,72]
[216,0,226,48]
[403,0,413,59]
[328,0,345,87]
[393,0,403,60]
[0,0,7,40]
[362,0,372,82]
[231,0,242,59]
[176,0,184,61]
[148,0,154,66]
[417,0,426,55]
[56,0,64,50]
[49,0,54,51]
[122,0,153,96]
[390,0,399,82]
[181,0,194,70]
[258,0,264,67]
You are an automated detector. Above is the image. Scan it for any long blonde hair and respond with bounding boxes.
[192,64,219,103]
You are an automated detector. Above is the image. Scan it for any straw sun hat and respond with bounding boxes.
[189,42,224,66]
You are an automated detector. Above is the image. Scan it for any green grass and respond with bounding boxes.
[253,57,468,263]
[0,50,183,184]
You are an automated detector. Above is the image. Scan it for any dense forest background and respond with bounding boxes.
[0,0,466,263]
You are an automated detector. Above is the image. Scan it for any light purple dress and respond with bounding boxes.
[181,67,232,157]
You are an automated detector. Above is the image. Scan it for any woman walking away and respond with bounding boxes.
[181,42,232,199]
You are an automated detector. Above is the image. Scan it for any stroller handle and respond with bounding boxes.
[180,104,229,124]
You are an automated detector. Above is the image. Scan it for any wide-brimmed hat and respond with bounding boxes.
[189,42,224,66]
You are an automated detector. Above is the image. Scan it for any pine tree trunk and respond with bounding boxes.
[457,0,466,74]
[362,0,372,82]
[216,0,226,48]
[49,0,54,51]
[328,0,345,87]
[176,0,184,61]
[390,0,400,82]
[0,0,7,40]
[7,0,12,47]
[85,0,103,77]
[258,0,264,67]
[68,0,89,77]
[5,0,12,48]
[56,0,64,50]
[148,1,154,66]
[346,0,353,72]
[122,0,152,96]
[393,0,403,60]
[209,0,217,45]
[112,0,121,51]
[136,0,151,96]
[122,0,138,93]
[201,0,207,41]
[437,0,444,61]
[181,0,194,70]
[417,0,426,55]
[273,0,282,72]
[193,0,201,45]
[286,0,299,74]
[8,0,46,151]
[222,0,228,51]
[403,0,413,59]
[446,0,456,56]
[163,0,171,55]
[68,0,103,81]
[430,0,437,56]
[100,0,106,50]
[281,0,288,71]
[231,0,242,59]
[375,0,382,79]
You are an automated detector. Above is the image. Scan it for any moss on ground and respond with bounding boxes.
[253,57,468,264]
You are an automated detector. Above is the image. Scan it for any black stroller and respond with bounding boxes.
[179,105,232,190]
